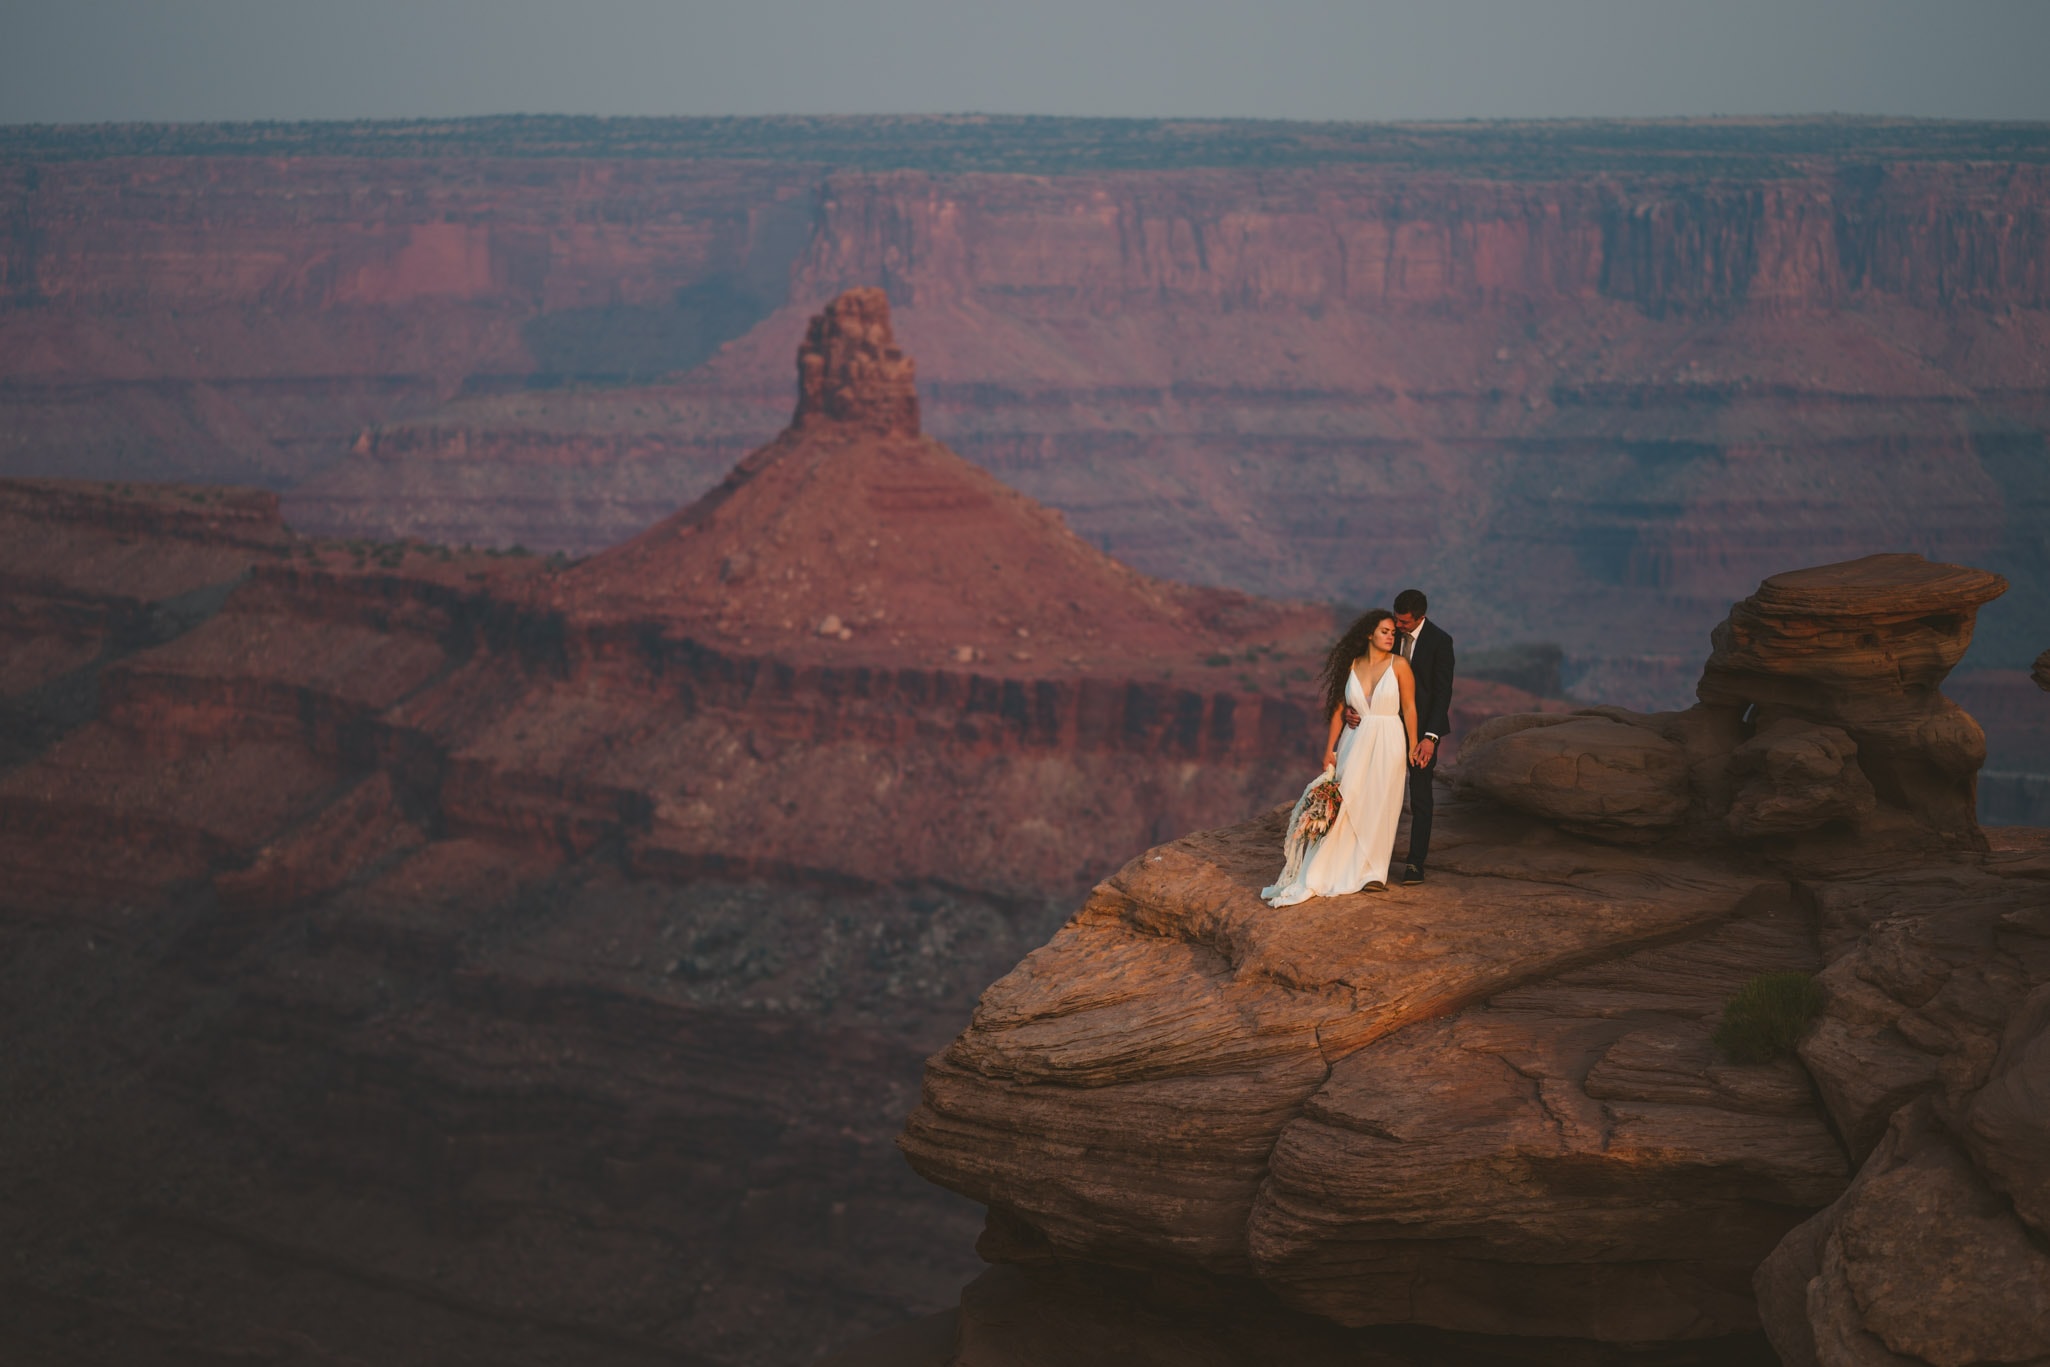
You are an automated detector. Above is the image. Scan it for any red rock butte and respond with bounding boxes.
[561,289,1327,668]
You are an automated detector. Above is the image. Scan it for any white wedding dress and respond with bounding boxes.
[1262,662,1407,906]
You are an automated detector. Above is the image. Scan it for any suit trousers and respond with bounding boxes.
[1405,755,1437,869]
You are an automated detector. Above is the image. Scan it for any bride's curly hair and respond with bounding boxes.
[1320,609,1395,717]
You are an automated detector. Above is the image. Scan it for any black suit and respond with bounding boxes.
[1403,619,1455,869]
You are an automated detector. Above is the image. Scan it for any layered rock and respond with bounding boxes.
[1748,661,2050,1367]
[1752,842,2050,1367]
[1457,554,2005,852]
[0,479,292,766]
[5,120,2047,686]
[556,289,1324,671]
[1439,562,2045,1359]
[0,294,1340,911]
[895,551,2042,1362]
[899,794,1846,1351]
[1697,555,2008,839]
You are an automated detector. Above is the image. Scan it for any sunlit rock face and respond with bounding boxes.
[897,552,2048,1362]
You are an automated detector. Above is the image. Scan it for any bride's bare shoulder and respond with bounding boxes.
[1393,655,1416,679]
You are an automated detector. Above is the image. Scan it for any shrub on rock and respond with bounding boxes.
[1714,971,1825,1064]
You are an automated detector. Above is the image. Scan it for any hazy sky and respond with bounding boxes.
[4,0,2048,125]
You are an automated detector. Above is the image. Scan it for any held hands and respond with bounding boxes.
[1410,736,1437,767]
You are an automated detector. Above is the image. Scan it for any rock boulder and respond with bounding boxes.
[1757,1100,2050,1367]
[1453,715,1690,839]
[1453,554,2006,855]
[1697,554,2006,841]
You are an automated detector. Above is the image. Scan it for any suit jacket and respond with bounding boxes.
[1408,619,1455,743]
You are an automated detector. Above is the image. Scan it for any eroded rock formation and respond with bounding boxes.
[1457,554,2006,853]
[1746,630,2050,1367]
[557,289,1317,671]
[1751,850,2050,1366]
[4,120,2046,697]
[895,552,2046,1363]
[794,287,920,435]
[0,478,291,766]
[899,803,1848,1354]
[1,293,1338,910]
[1698,556,2007,840]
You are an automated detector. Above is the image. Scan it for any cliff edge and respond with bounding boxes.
[896,555,2049,1363]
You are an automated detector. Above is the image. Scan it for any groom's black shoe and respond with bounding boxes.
[1401,864,1425,886]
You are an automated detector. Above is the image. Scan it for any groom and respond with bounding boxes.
[1345,588,1454,885]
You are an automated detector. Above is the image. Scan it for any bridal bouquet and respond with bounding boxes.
[1273,766,1342,890]
[1297,774,1343,844]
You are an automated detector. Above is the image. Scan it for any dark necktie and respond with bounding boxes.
[1401,633,1414,661]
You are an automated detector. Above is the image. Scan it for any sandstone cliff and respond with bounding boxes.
[894,553,2048,1364]
[4,119,2045,698]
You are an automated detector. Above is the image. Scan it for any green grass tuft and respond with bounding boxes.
[1713,971,1825,1064]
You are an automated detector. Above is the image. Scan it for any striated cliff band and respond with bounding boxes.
[2,117,2046,758]
[894,552,2050,1365]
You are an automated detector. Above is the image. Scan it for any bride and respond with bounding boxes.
[1263,609,1422,904]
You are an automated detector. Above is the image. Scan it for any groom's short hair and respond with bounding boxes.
[1393,589,1428,615]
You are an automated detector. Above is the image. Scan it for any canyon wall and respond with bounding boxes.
[4,121,2046,713]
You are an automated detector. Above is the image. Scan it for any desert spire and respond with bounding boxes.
[792,287,919,437]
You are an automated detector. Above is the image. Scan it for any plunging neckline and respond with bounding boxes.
[1353,657,1394,701]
